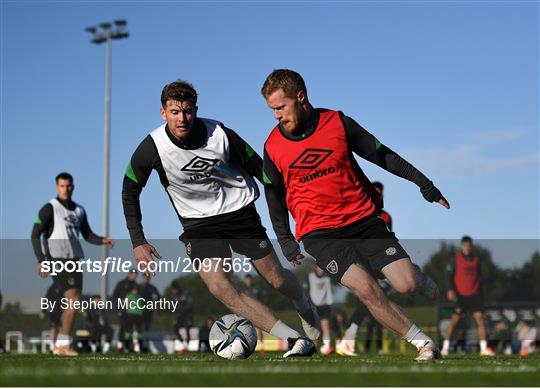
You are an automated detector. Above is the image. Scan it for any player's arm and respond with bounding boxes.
[222,126,263,183]
[263,148,303,265]
[122,136,163,264]
[31,204,54,277]
[31,204,54,278]
[340,112,449,209]
[79,212,114,247]
[31,204,52,263]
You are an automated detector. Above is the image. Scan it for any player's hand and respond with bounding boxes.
[102,237,115,248]
[438,197,450,209]
[421,182,450,209]
[447,289,457,302]
[281,238,303,266]
[290,253,304,266]
[133,243,162,276]
[37,261,49,278]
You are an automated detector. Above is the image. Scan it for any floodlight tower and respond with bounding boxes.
[85,20,129,302]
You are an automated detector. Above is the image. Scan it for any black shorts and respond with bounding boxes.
[49,307,63,327]
[316,305,333,320]
[180,204,273,261]
[302,215,409,282]
[51,261,83,293]
[454,294,484,314]
[174,317,194,330]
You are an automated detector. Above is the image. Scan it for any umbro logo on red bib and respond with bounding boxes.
[290,148,333,170]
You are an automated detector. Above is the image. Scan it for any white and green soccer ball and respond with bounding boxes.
[209,314,257,359]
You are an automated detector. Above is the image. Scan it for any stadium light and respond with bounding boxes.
[85,21,129,303]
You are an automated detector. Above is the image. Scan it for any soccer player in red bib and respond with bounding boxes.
[261,69,449,360]
[441,236,495,356]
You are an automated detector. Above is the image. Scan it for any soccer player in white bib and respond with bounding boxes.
[122,80,320,358]
[31,172,115,356]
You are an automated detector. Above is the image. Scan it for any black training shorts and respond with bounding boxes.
[316,305,333,320]
[51,259,83,293]
[454,293,484,314]
[302,214,409,282]
[180,204,273,261]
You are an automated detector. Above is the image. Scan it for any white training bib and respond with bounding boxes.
[150,118,258,219]
[44,198,85,259]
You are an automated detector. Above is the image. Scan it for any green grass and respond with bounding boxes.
[1,352,539,386]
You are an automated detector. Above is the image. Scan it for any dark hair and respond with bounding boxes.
[161,80,197,107]
[55,172,73,183]
[372,181,384,191]
[261,69,307,99]
[461,235,473,244]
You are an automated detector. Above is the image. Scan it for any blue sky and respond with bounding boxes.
[1,1,539,294]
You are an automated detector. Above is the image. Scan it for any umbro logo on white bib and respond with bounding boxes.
[64,215,80,226]
[181,156,219,173]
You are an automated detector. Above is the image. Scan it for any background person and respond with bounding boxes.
[124,284,145,353]
[442,236,494,356]
[31,172,114,356]
[170,281,194,354]
[84,295,113,353]
[112,270,138,352]
[139,274,161,332]
[308,266,335,355]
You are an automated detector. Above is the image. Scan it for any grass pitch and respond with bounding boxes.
[1,352,539,386]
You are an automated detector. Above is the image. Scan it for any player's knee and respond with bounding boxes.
[267,274,285,290]
[351,282,379,305]
[64,288,80,300]
[207,281,233,300]
[393,275,417,294]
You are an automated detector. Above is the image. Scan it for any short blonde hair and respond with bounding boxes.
[261,69,307,99]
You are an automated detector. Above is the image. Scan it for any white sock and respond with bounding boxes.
[442,339,450,351]
[322,338,331,347]
[480,340,488,352]
[55,334,70,348]
[292,292,311,313]
[344,323,358,340]
[269,320,301,340]
[404,324,435,350]
[174,339,182,351]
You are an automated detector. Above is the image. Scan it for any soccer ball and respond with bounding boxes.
[209,314,257,359]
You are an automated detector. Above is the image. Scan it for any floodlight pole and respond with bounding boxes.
[101,31,112,304]
[86,21,128,302]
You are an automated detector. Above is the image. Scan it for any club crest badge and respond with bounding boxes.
[326,260,339,274]
[386,247,397,256]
